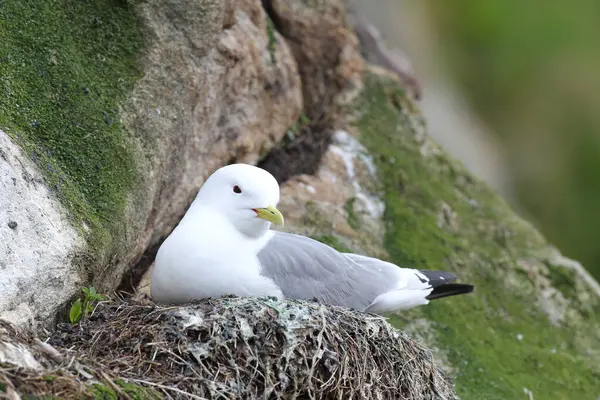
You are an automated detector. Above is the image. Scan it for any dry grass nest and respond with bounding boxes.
[1,296,457,399]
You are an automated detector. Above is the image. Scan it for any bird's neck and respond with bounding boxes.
[237,218,271,239]
[182,203,270,242]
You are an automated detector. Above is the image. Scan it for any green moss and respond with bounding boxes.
[310,235,352,253]
[89,380,161,399]
[344,197,361,230]
[0,373,158,399]
[355,72,600,399]
[114,379,161,399]
[89,381,161,400]
[89,384,117,400]
[0,0,144,257]
[88,381,161,400]
[546,263,578,299]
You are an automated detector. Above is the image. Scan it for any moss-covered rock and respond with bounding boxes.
[0,0,144,246]
[351,70,600,399]
[0,0,145,327]
[0,0,303,327]
[263,64,600,399]
[275,67,600,399]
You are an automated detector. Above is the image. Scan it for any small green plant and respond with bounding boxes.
[69,286,108,324]
[299,112,311,126]
[344,197,361,230]
[265,15,277,63]
[285,112,312,142]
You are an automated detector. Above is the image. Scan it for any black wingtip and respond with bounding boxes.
[425,283,474,301]
[418,270,459,287]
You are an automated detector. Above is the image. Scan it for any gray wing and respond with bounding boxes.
[256,232,400,311]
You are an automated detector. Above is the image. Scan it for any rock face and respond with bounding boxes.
[264,0,364,119]
[0,131,84,327]
[277,128,387,258]
[0,0,302,327]
[256,0,365,184]
[124,0,303,256]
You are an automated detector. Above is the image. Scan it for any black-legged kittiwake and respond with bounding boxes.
[150,163,474,313]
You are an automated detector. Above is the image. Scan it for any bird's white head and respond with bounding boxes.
[193,163,284,238]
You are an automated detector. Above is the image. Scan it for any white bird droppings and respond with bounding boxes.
[329,130,385,219]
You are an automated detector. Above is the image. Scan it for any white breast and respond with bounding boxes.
[150,207,283,304]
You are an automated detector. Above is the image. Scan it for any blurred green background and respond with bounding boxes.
[425,1,600,280]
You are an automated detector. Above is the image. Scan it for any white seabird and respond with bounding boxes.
[150,163,474,313]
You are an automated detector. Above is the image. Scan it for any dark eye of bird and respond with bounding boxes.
[233,185,242,194]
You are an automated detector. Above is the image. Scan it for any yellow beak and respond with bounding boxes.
[253,205,284,227]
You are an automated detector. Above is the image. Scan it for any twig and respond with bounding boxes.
[99,370,132,400]
[306,305,328,399]
[34,339,63,362]
[5,387,22,400]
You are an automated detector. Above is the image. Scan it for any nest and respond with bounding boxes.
[1,296,457,399]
